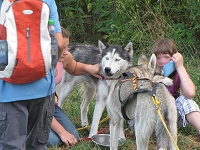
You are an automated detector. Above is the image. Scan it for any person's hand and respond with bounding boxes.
[87,64,103,79]
[59,131,78,147]
[171,52,184,69]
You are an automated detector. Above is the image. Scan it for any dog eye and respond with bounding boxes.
[106,57,109,60]
[116,58,120,61]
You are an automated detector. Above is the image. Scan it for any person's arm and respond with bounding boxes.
[63,52,102,79]
[51,116,77,146]
[172,52,196,98]
[55,33,64,60]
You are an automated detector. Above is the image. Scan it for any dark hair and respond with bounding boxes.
[151,38,178,56]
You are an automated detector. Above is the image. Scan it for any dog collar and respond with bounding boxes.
[100,74,120,80]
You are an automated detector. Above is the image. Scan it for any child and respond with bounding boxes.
[151,38,200,139]
[47,27,102,147]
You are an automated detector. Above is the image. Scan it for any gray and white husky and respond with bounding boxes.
[58,40,133,137]
[107,53,178,150]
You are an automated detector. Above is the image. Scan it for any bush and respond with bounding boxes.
[56,0,200,52]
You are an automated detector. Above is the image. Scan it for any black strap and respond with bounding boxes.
[118,72,159,120]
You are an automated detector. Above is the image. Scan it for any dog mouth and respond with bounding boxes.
[105,72,113,76]
[104,67,119,77]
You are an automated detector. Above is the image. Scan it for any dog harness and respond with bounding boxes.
[118,71,159,120]
[118,72,180,150]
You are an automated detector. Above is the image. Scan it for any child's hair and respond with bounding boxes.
[61,27,70,38]
[151,38,178,56]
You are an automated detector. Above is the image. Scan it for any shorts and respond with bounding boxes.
[0,94,55,150]
[176,95,200,127]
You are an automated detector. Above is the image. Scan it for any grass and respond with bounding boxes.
[48,89,200,150]
[48,54,200,150]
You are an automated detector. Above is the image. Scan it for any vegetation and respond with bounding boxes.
[48,0,200,149]
[48,88,200,150]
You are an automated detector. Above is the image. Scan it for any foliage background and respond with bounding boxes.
[56,0,200,50]
[55,0,200,108]
[49,0,200,149]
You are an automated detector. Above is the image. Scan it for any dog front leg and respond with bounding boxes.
[88,96,107,137]
[110,118,125,150]
[88,83,108,138]
[119,118,125,139]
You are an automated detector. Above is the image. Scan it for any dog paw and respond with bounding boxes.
[81,121,89,127]
[153,76,173,86]
[162,77,173,86]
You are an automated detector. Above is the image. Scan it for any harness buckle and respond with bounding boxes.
[152,95,161,107]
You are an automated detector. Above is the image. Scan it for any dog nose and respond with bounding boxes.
[105,67,111,73]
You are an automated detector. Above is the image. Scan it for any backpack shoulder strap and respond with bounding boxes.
[0,0,11,24]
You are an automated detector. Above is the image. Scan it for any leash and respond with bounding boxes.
[77,115,110,131]
[152,95,179,150]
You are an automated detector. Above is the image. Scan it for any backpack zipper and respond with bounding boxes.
[26,27,30,62]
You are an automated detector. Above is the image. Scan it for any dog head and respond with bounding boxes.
[128,53,173,86]
[98,40,133,79]
[127,53,158,79]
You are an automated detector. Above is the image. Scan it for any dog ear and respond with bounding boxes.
[124,42,133,64]
[98,40,107,54]
[148,53,157,69]
[138,53,148,65]
[124,42,133,53]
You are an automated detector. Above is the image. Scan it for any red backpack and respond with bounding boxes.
[0,0,52,84]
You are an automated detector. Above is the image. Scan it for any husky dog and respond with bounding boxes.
[106,53,177,150]
[58,40,133,137]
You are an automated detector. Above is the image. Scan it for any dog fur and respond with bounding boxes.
[106,53,178,150]
[58,40,134,137]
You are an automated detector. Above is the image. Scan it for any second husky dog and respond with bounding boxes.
[58,40,133,137]
[106,53,177,150]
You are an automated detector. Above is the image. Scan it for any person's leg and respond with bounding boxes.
[54,105,80,140]
[47,129,62,146]
[186,112,200,132]
[176,95,200,132]
[26,94,55,150]
[0,101,27,150]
